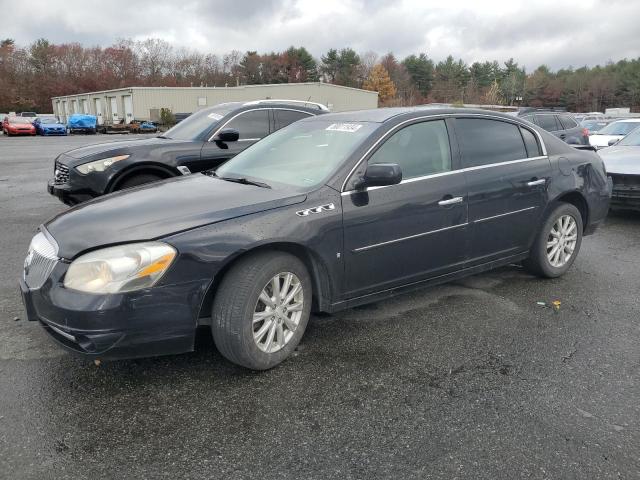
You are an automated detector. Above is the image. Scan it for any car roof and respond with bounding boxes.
[300,107,524,124]
[612,118,640,123]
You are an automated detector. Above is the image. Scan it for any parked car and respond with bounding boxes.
[588,119,640,149]
[19,111,37,118]
[48,100,329,205]
[598,127,640,210]
[518,110,589,145]
[2,116,36,136]
[67,114,97,135]
[580,119,612,135]
[127,119,158,134]
[34,116,67,136]
[22,108,611,369]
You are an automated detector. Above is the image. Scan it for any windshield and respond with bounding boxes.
[617,127,640,146]
[582,120,609,131]
[216,120,378,189]
[161,105,234,141]
[39,117,58,124]
[9,117,31,124]
[598,121,640,136]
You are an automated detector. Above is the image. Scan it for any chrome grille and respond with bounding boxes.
[54,162,69,185]
[23,232,58,289]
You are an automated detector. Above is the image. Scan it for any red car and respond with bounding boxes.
[3,116,36,136]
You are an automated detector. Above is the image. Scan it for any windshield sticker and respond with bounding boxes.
[326,123,363,133]
[208,113,223,120]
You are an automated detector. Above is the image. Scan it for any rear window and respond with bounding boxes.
[520,127,541,157]
[535,114,560,132]
[457,118,527,167]
[274,109,312,131]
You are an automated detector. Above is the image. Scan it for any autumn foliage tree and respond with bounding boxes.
[0,36,639,113]
[363,64,397,105]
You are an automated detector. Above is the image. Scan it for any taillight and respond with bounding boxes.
[582,128,589,137]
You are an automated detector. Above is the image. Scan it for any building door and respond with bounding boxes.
[110,97,119,123]
[123,95,134,124]
[94,99,104,125]
[71,99,78,113]
[81,99,89,114]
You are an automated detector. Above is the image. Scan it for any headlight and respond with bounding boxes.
[64,242,176,294]
[76,155,129,174]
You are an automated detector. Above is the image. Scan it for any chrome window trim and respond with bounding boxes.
[353,222,468,253]
[341,155,548,196]
[473,206,537,224]
[340,113,548,192]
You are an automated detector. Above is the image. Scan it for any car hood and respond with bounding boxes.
[10,123,34,128]
[62,137,194,165]
[589,134,624,147]
[599,146,640,175]
[45,174,307,259]
[42,123,65,128]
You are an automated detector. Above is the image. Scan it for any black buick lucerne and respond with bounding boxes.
[48,100,327,205]
[21,108,611,370]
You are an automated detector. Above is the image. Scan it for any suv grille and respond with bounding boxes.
[54,162,70,185]
[24,232,58,289]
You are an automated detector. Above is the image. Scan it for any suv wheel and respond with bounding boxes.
[523,203,583,278]
[211,251,312,370]
[116,173,164,190]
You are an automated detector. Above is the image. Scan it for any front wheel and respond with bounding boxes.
[523,203,583,278]
[116,173,164,190]
[211,251,312,370]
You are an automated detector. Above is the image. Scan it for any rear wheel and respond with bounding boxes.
[211,251,312,370]
[116,173,164,190]
[523,203,583,278]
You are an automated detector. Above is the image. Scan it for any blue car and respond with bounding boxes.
[67,114,97,135]
[34,117,67,136]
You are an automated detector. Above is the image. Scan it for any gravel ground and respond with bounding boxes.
[0,134,639,479]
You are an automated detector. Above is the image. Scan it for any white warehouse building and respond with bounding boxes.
[51,82,379,125]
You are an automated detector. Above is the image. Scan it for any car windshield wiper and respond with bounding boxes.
[157,135,171,139]
[217,175,271,189]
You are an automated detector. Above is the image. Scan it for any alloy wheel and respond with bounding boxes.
[546,214,578,268]
[252,272,304,353]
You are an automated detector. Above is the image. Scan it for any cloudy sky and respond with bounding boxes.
[1,0,637,70]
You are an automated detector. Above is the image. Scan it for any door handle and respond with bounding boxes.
[526,179,546,187]
[438,196,464,206]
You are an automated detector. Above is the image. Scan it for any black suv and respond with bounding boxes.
[22,108,611,370]
[518,108,588,146]
[48,100,328,205]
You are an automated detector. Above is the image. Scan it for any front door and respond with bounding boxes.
[199,109,271,172]
[453,117,552,265]
[342,119,469,298]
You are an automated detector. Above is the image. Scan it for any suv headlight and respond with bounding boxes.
[64,242,176,294]
[76,155,129,174]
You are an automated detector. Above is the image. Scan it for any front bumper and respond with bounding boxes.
[47,180,95,205]
[610,174,640,211]
[42,129,67,136]
[19,262,207,360]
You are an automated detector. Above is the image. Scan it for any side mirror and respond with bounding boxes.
[608,139,618,146]
[356,163,402,189]
[214,128,239,143]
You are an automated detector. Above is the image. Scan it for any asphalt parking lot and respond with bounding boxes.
[1,134,639,479]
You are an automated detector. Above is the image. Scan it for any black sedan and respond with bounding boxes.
[47,100,327,205]
[21,108,611,369]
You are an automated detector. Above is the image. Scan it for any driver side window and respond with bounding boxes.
[224,110,270,141]
[368,120,452,180]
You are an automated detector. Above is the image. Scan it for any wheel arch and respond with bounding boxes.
[198,242,333,322]
[552,190,589,228]
[108,163,179,192]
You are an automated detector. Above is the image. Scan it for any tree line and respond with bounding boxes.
[1,38,639,113]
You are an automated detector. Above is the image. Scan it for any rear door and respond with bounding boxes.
[454,117,551,266]
[342,119,468,298]
[198,109,271,172]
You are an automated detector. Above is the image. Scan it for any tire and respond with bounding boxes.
[523,203,583,278]
[116,173,164,190]
[211,251,312,370]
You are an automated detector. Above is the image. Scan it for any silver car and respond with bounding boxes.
[599,128,640,210]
